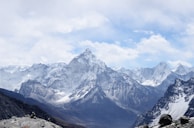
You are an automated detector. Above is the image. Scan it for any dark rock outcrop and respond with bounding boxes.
[0,90,49,120]
[180,116,189,125]
[0,88,85,128]
[137,115,194,128]
[159,114,172,127]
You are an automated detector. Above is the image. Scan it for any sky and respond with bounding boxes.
[0,0,194,69]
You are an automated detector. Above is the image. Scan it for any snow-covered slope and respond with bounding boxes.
[8,49,160,127]
[174,64,191,75]
[1,49,194,128]
[63,85,137,128]
[119,62,194,88]
[16,49,159,112]
[134,78,194,127]
[119,62,171,87]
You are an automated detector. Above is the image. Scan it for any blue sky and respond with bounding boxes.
[0,0,194,68]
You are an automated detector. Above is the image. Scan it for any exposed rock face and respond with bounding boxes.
[158,114,172,127]
[0,116,62,128]
[134,78,194,127]
[179,116,189,125]
[137,115,194,128]
[0,90,49,120]
[2,50,194,128]
[0,88,85,128]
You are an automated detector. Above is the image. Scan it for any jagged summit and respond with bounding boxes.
[68,49,106,71]
[2,49,194,128]
[154,62,170,70]
[78,48,95,60]
[121,61,172,87]
[175,64,189,75]
[82,48,93,55]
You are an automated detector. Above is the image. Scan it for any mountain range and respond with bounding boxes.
[1,49,194,128]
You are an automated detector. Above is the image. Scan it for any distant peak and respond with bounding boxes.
[155,62,169,69]
[158,62,168,66]
[79,48,95,59]
[69,49,106,69]
[176,64,185,69]
[84,48,92,54]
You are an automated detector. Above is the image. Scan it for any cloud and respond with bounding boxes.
[185,23,194,36]
[0,0,194,68]
[134,30,154,35]
[53,13,109,34]
[168,60,192,68]
[0,36,75,66]
[135,34,193,63]
[79,40,138,67]
[28,37,75,64]
[178,22,194,56]
[76,34,194,68]
[136,35,177,54]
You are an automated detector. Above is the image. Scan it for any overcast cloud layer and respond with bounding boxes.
[0,0,194,68]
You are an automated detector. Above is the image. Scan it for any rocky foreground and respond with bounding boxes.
[0,116,62,128]
[137,114,194,128]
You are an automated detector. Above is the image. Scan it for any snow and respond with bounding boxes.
[56,94,71,103]
[142,80,157,86]
[150,94,194,126]
[120,62,172,87]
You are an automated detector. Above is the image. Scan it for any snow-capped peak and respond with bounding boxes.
[78,48,95,60]
[174,64,190,75]
[123,62,171,87]
[68,49,106,72]
[154,62,170,73]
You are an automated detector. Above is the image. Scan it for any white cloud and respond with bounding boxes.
[0,0,194,68]
[0,36,75,66]
[136,35,193,60]
[52,13,109,34]
[186,24,194,36]
[134,30,154,35]
[168,60,192,68]
[136,35,177,54]
[178,22,194,57]
[79,40,138,67]
[28,37,75,64]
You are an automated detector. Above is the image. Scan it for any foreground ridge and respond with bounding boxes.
[137,114,194,128]
[0,116,62,128]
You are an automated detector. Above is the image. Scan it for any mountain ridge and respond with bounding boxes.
[0,88,85,128]
[1,49,194,128]
[134,78,194,127]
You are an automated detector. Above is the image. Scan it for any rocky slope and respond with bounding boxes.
[135,78,194,127]
[15,49,161,127]
[1,49,194,127]
[137,114,194,128]
[0,88,84,128]
[0,116,62,128]
[0,89,50,120]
